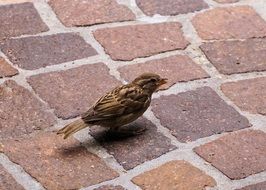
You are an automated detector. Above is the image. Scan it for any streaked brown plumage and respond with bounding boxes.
[57,73,167,139]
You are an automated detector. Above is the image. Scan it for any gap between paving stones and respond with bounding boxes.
[0,0,266,189]
[0,154,46,190]
[1,0,265,79]
[80,144,266,190]
[3,55,266,190]
[49,73,266,190]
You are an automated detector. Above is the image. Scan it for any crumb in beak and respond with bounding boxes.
[158,78,168,86]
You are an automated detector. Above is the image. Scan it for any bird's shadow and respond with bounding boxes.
[92,129,140,143]
[57,121,148,156]
[90,123,147,143]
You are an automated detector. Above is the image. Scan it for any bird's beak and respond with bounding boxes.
[158,78,168,86]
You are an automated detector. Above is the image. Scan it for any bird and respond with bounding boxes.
[57,73,167,139]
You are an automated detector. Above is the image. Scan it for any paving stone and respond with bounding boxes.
[132,160,216,190]
[136,0,208,16]
[213,0,239,3]
[0,165,25,190]
[49,0,135,27]
[0,2,48,40]
[192,6,266,40]
[94,185,126,190]
[0,80,56,140]
[118,55,209,90]
[152,87,250,142]
[93,22,189,61]
[90,117,176,170]
[195,130,266,179]
[236,181,266,190]
[0,33,97,70]
[0,0,32,3]
[28,63,121,119]
[1,132,119,190]
[0,143,3,152]
[221,77,266,115]
[0,57,18,78]
[200,38,266,75]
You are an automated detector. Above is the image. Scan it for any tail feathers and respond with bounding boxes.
[57,119,88,139]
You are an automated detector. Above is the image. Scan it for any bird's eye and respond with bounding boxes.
[150,78,157,82]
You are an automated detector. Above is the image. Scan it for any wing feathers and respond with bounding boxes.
[81,84,150,123]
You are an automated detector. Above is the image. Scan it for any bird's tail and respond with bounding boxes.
[57,119,88,139]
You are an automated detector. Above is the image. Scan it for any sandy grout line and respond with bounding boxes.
[143,108,183,147]
[0,154,46,190]
[81,131,266,190]
[117,0,146,20]
[74,128,126,176]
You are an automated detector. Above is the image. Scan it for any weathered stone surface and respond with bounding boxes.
[0,2,48,40]
[0,57,18,77]
[200,38,266,74]
[136,0,208,16]
[28,63,121,119]
[93,22,189,61]
[194,130,266,180]
[118,55,209,90]
[94,185,126,190]
[214,0,239,3]
[0,33,97,70]
[132,160,216,190]
[2,132,119,190]
[236,181,266,190]
[49,0,135,27]
[221,77,266,115]
[192,6,266,40]
[0,80,56,140]
[91,117,176,170]
[0,165,25,190]
[0,143,3,152]
[152,87,250,142]
[0,0,32,3]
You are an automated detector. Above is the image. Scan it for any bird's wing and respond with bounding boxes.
[81,84,150,123]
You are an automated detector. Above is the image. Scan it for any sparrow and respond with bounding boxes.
[57,73,167,139]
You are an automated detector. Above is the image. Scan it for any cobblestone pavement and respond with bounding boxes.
[0,0,266,190]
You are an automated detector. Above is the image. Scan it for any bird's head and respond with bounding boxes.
[132,73,168,94]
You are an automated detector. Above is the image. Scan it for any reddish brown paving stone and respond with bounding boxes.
[152,87,250,142]
[236,181,266,190]
[0,57,18,78]
[49,0,135,27]
[0,165,25,190]
[0,33,97,70]
[118,55,209,90]
[194,130,266,180]
[192,6,266,40]
[0,2,48,40]
[136,0,208,16]
[94,185,126,190]
[0,80,56,140]
[0,0,32,3]
[1,132,119,190]
[221,77,266,115]
[90,117,176,170]
[93,22,189,61]
[0,143,3,152]
[28,63,121,119]
[132,160,216,190]
[200,38,266,75]
[214,0,239,3]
